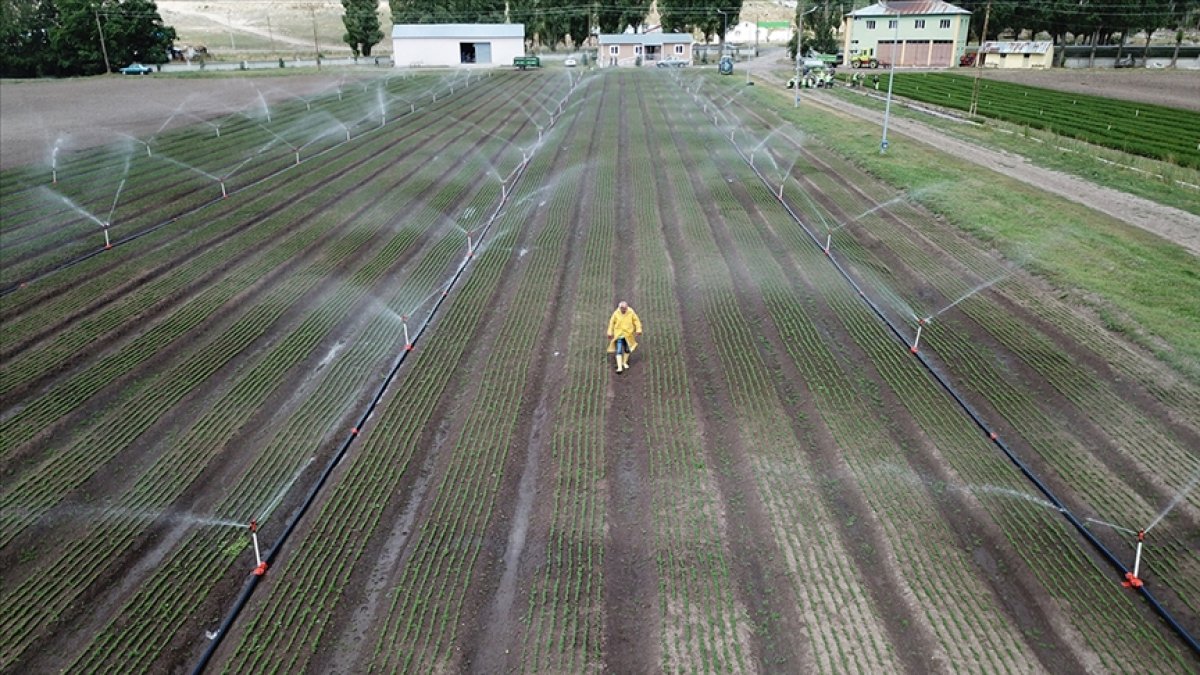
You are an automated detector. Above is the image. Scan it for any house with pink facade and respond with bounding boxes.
[597,33,695,67]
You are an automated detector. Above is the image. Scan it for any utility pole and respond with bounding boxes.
[227,10,236,51]
[968,0,991,117]
[309,5,321,70]
[94,5,111,74]
[794,3,816,107]
[266,11,277,57]
[880,1,899,153]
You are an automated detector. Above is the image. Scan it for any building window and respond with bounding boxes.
[634,45,642,55]
[940,19,951,29]
[888,19,897,29]
[609,45,619,55]
[915,19,925,29]
[866,20,876,29]
[675,44,684,54]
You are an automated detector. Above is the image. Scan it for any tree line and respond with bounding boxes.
[1,0,175,77]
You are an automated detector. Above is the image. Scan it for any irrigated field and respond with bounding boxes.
[1,68,1197,673]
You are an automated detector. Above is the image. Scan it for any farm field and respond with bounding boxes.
[1,68,1198,672]
[884,72,1200,168]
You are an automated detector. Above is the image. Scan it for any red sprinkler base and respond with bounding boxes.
[1122,572,1143,588]
[405,344,413,352]
[254,562,269,576]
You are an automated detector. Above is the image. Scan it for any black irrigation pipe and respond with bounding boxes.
[190,72,586,675]
[689,80,1200,657]
[1,74,493,299]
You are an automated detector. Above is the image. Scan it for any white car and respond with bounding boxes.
[564,57,577,67]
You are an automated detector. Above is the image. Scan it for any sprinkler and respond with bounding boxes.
[220,182,227,199]
[466,232,475,259]
[1122,530,1146,588]
[52,169,58,184]
[911,317,929,354]
[295,151,301,166]
[402,315,412,351]
[824,232,832,256]
[103,227,111,250]
[249,520,268,576]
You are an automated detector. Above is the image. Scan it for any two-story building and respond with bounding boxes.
[597,33,694,67]
[842,0,970,68]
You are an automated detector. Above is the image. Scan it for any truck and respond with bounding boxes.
[513,55,541,70]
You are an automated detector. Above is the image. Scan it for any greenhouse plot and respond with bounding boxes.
[1,69,1197,673]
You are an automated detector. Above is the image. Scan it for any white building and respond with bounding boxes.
[392,24,526,68]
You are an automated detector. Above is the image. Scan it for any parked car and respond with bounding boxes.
[119,62,154,75]
[564,57,577,67]
[656,57,689,68]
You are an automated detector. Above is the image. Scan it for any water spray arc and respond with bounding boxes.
[683,77,1199,655]
[191,73,594,674]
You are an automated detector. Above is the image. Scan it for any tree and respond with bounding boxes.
[44,0,174,76]
[341,0,383,56]
[595,0,650,34]
[0,0,59,77]
[392,0,507,24]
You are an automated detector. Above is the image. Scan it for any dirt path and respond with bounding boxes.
[807,89,1200,256]
[740,51,1200,256]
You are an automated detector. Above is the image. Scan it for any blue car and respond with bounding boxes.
[120,63,154,75]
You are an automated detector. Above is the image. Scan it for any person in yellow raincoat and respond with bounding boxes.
[606,301,642,374]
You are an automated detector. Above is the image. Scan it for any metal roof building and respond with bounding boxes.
[842,1,971,67]
[392,24,526,68]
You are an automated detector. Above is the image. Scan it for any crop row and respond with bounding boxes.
[0,78,524,405]
[676,82,1050,670]
[887,73,1200,168]
[368,76,591,674]
[626,76,750,674]
[0,140,459,667]
[217,74,585,673]
[729,78,1190,662]
[519,74,614,674]
[60,87,547,673]
[704,77,1192,667]
[0,76,555,671]
[785,139,1200,617]
[0,74,479,287]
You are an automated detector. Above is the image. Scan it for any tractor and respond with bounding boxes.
[849,53,881,69]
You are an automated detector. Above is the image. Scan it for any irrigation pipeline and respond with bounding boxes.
[688,80,1200,656]
[0,73,489,299]
[190,73,588,674]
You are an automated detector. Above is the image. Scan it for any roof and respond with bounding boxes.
[982,40,1052,54]
[597,33,694,46]
[848,1,970,17]
[392,24,525,39]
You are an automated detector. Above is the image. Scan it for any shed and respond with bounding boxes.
[598,33,694,67]
[392,24,526,68]
[980,41,1054,69]
[842,1,970,68]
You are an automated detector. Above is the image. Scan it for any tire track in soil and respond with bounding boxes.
[791,165,1200,539]
[653,86,808,672]
[719,166,1088,672]
[602,74,659,674]
[463,78,606,674]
